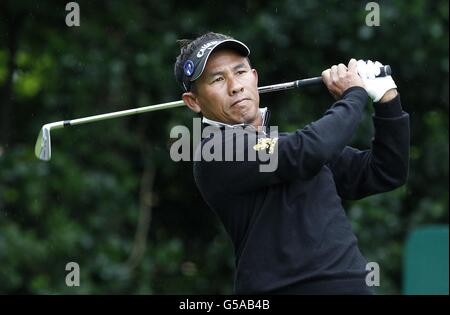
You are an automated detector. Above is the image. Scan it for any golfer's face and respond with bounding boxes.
[195,49,260,126]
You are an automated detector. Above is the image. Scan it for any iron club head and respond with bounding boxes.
[35,124,52,161]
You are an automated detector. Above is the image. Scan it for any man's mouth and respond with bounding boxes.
[231,98,250,107]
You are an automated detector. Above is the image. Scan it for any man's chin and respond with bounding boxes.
[235,115,259,126]
[227,106,260,126]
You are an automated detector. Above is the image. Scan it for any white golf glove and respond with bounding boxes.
[357,60,397,102]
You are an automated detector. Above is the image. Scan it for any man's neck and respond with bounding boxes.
[202,108,268,129]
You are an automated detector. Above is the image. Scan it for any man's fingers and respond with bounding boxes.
[322,68,339,99]
[321,69,331,85]
[374,61,383,76]
[356,59,367,78]
[337,63,347,78]
[366,60,376,79]
[348,58,357,74]
[330,65,338,82]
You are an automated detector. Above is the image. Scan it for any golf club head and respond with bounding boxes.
[35,125,51,161]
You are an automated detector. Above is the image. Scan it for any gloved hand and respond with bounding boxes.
[357,60,397,102]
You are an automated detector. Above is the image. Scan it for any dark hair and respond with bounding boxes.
[174,32,247,93]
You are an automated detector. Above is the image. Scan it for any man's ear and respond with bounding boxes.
[252,68,258,86]
[182,92,201,113]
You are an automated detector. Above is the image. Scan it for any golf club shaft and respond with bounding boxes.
[36,78,312,137]
[49,64,391,129]
[259,65,391,94]
[67,100,185,127]
[49,77,322,130]
[258,77,322,94]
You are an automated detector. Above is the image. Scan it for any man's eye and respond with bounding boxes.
[212,77,223,83]
[237,70,247,75]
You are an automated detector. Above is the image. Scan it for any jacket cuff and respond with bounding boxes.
[373,93,403,118]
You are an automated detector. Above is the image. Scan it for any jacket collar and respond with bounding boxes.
[202,107,270,129]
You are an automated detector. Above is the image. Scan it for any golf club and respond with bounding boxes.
[35,65,391,161]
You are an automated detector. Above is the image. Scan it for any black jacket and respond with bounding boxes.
[193,87,410,294]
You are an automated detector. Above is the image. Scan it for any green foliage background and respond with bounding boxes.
[0,0,448,294]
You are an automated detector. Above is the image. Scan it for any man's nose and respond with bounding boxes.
[228,76,244,95]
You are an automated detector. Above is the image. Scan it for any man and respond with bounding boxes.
[174,32,409,294]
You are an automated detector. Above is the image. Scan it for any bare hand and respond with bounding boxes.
[322,59,365,100]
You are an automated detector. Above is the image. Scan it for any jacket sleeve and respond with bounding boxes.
[194,87,369,194]
[328,93,410,200]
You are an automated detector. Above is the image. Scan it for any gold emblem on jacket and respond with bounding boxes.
[253,137,278,154]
